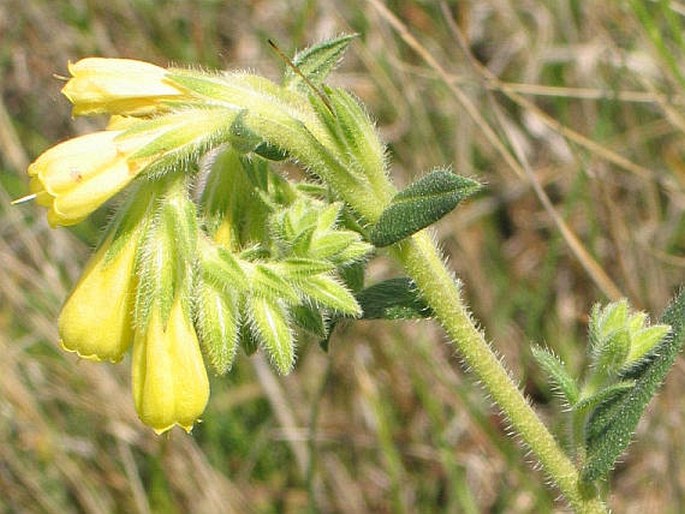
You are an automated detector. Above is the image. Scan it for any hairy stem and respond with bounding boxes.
[231,78,606,511]
[390,233,606,513]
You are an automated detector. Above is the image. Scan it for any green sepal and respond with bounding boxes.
[370,170,482,247]
[251,263,300,304]
[240,323,259,356]
[283,34,357,92]
[166,71,244,105]
[196,283,239,375]
[581,288,684,482]
[104,180,157,265]
[594,329,631,374]
[199,241,249,293]
[248,295,295,374]
[162,183,198,272]
[254,141,288,161]
[291,304,329,339]
[122,108,235,167]
[310,231,364,260]
[624,324,670,367]
[531,346,580,406]
[339,261,365,293]
[295,274,361,316]
[327,88,388,187]
[228,110,263,154]
[134,176,196,327]
[267,258,336,280]
[356,277,432,320]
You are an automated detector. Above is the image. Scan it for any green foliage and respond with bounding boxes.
[370,170,482,247]
[581,290,685,481]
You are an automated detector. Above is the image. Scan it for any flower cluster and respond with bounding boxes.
[23,56,371,433]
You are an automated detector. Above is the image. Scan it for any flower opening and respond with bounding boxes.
[27,131,137,227]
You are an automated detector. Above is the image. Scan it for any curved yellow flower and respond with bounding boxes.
[27,130,139,227]
[62,58,189,116]
[132,298,210,434]
[58,233,138,362]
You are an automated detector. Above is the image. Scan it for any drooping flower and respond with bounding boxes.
[62,58,190,116]
[131,297,210,434]
[59,232,139,363]
[27,130,136,227]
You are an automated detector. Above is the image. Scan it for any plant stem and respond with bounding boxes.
[390,232,607,513]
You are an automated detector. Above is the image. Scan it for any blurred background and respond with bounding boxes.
[2,1,685,512]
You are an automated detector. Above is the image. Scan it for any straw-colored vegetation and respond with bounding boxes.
[2,1,685,512]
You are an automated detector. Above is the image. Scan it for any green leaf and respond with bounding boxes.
[572,381,635,414]
[531,346,580,405]
[582,288,685,482]
[248,295,295,374]
[283,34,357,91]
[356,277,432,320]
[370,170,482,247]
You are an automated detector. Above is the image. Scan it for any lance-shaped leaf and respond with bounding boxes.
[356,277,432,320]
[581,288,684,482]
[370,170,482,247]
[572,381,635,414]
[283,34,357,92]
[531,346,580,406]
[248,295,295,374]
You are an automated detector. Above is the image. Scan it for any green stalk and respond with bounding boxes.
[389,232,606,513]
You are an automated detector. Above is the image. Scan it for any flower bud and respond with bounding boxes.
[59,233,139,362]
[62,58,190,116]
[589,300,670,372]
[132,297,210,434]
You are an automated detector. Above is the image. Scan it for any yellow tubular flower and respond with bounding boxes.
[59,233,138,362]
[27,130,140,227]
[62,58,189,116]
[132,298,210,434]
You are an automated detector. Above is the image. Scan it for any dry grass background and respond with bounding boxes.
[2,1,685,512]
